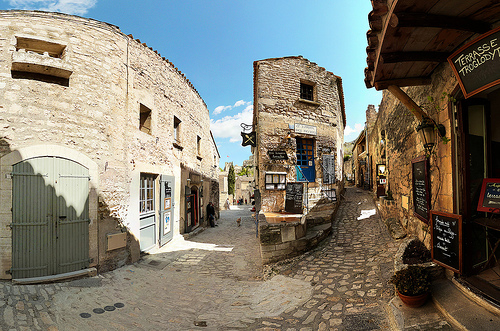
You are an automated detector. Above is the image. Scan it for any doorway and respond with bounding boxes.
[11,157,90,279]
[457,90,500,302]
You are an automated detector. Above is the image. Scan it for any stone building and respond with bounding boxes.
[0,11,219,280]
[351,105,378,190]
[364,0,500,305]
[252,56,346,213]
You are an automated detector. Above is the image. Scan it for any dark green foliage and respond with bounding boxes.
[390,266,431,296]
[228,164,235,195]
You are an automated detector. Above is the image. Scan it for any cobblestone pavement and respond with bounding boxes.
[0,188,424,330]
[245,187,400,330]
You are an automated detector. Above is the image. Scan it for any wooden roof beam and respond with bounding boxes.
[381,51,450,63]
[387,85,427,121]
[374,77,432,91]
[390,12,491,34]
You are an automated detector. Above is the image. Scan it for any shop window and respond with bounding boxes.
[139,104,152,134]
[265,172,286,190]
[300,82,314,101]
[140,174,155,214]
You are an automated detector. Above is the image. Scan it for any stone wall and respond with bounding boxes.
[367,63,456,247]
[253,56,345,212]
[0,11,219,278]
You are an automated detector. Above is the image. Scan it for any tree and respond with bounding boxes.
[228,164,235,195]
[237,166,253,177]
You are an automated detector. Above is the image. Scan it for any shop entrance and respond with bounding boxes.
[185,187,199,233]
[456,89,500,302]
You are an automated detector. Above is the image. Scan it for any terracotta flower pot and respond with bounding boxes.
[397,290,429,308]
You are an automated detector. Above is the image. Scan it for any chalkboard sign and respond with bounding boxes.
[448,26,500,98]
[431,211,462,274]
[285,183,303,214]
[412,156,430,223]
[477,178,500,213]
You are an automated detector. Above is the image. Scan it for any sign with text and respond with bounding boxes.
[285,182,303,214]
[268,150,288,160]
[294,123,317,136]
[448,26,500,98]
[412,156,430,223]
[431,211,462,274]
[477,178,500,213]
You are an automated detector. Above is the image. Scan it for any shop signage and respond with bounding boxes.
[268,150,288,160]
[430,211,462,274]
[477,178,500,213]
[285,182,303,214]
[412,156,430,224]
[241,131,256,147]
[448,26,500,98]
[294,123,317,136]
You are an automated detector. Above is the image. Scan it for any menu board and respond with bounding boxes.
[431,211,462,273]
[285,183,303,214]
[448,26,500,98]
[412,156,430,223]
[477,178,500,213]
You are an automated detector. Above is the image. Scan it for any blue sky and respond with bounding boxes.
[1,0,382,167]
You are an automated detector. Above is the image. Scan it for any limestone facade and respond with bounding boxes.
[252,56,346,213]
[0,11,219,279]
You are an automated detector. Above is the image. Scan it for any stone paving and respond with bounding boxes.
[0,188,452,330]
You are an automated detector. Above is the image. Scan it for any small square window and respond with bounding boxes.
[140,104,152,134]
[300,82,314,101]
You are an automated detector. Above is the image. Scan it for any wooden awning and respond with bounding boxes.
[365,0,500,91]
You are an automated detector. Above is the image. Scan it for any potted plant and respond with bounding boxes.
[390,266,431,307]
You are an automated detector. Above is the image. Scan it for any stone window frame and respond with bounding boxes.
[173,116,183,150]
[299,80,320,106]
[196,135,203,160]
[139,104,153,135]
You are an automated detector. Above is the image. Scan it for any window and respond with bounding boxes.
[140,174,155,214]
[300,82,314,101]
[265,172,286,190]
[174,116,181,142]
[197,135,201,154]
[140,104,152,134]
[16,36,66,58]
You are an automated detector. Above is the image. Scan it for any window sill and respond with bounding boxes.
[173,142,183,150]
[12,51,73,79]
[298,98,320,107]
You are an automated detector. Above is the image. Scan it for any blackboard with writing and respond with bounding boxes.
[448,26,500,98]
[477,178,500,213]
[412,156,430,223]
[285,183,303,214]
[431,211,462,273]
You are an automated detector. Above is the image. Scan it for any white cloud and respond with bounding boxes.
[211,104,253,143]
[344,123,364,138]
[212,100,250,116]
[7,0,97,15]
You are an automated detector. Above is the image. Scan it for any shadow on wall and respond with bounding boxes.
[1,138,140,278]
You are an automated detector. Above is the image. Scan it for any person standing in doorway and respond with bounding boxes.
[225,198,230,210]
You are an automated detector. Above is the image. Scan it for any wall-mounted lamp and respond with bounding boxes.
[416,117,446,156]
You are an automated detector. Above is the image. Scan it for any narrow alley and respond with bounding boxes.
[1,188,453,330]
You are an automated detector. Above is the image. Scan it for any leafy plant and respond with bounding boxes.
[390,266,431,296]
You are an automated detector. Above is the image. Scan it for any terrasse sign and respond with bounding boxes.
[448,26,500,98]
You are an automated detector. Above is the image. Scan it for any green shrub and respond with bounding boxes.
[390,266,430,296]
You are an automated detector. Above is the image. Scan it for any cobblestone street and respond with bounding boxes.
[2,188,405,330]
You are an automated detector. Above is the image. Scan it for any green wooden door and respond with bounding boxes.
[12,157,90,279]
